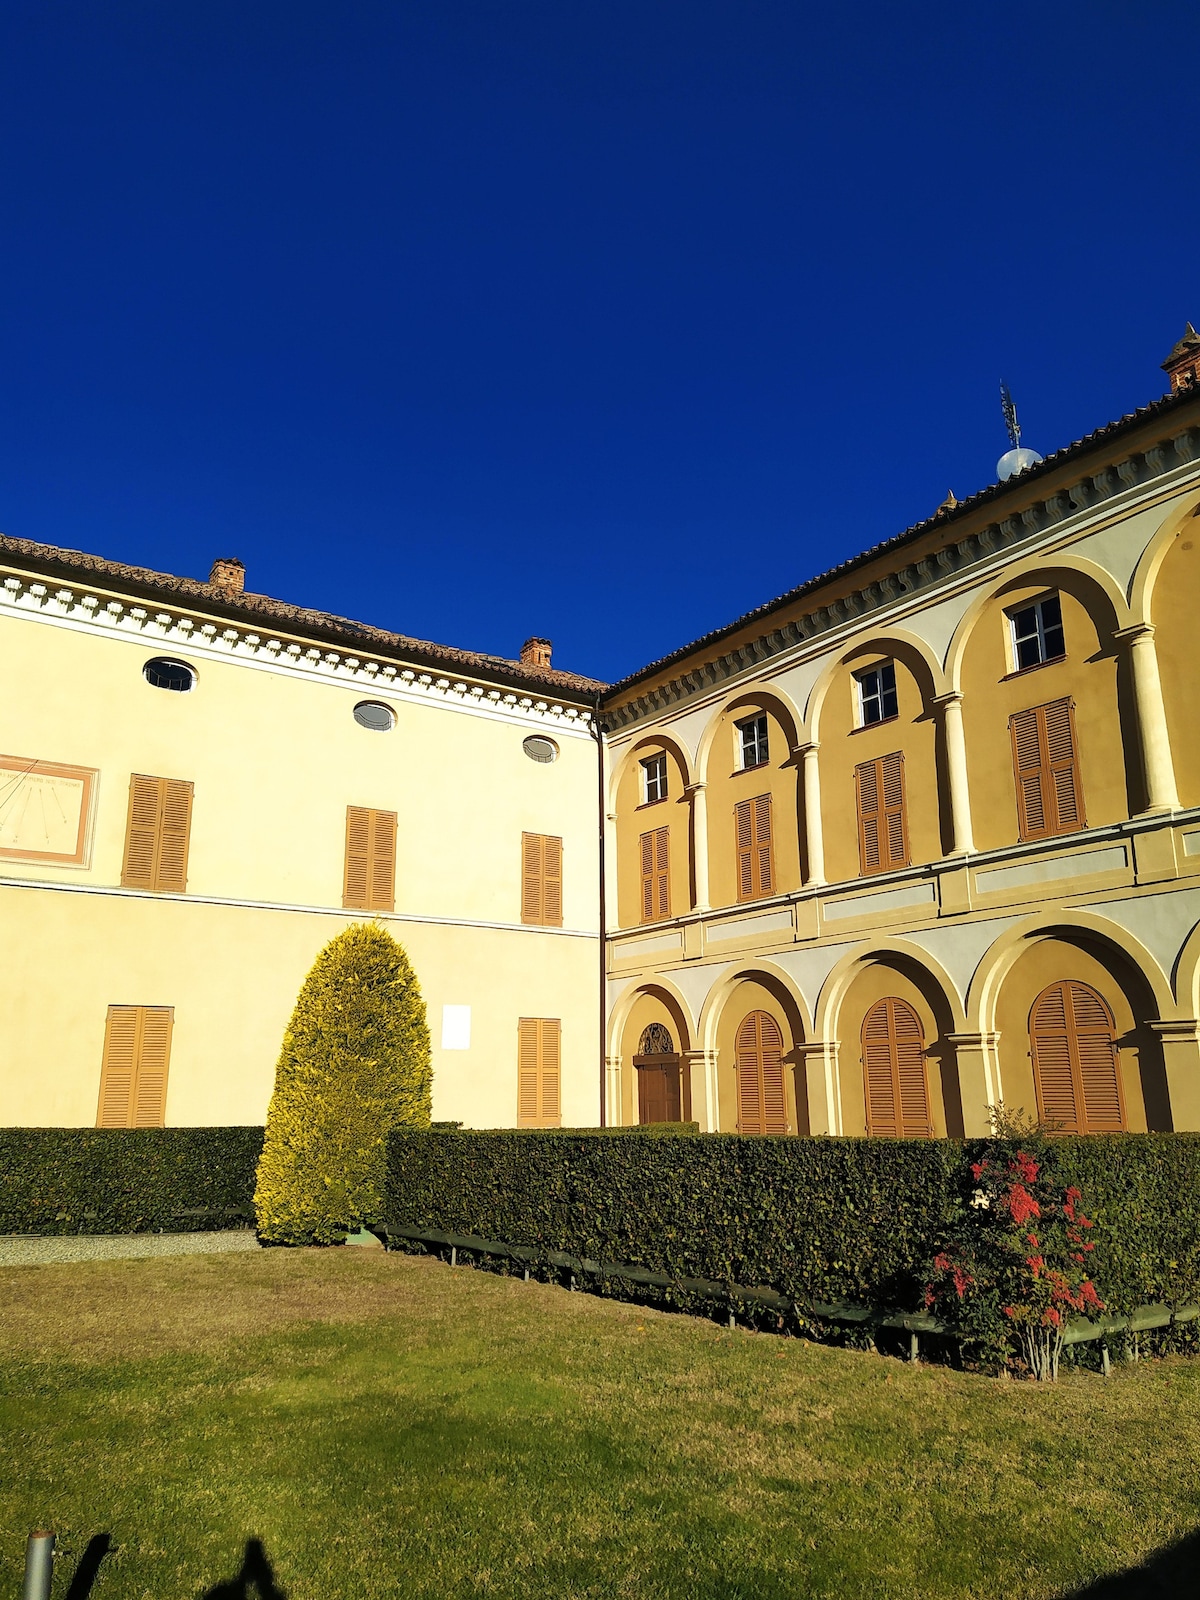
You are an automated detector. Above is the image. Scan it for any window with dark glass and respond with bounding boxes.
[857,662,898,726]
[1009,594,1065,671]
[737,713,769,769]
[143,658,196,692]
[641,752,668,804]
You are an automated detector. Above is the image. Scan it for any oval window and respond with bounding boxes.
[354,700,395,732]
[143,657,196,692]
[523,735,558,764]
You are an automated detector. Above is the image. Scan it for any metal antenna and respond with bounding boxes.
[1000,381,1021,449]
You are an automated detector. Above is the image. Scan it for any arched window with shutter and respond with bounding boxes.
[634,1022,681,1124]
[735,1010,788,1135]
[861,997,932,1137]
[1029,981,1125,1133]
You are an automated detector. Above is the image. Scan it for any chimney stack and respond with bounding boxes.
[520,637,552,669]
[1162,323,1200,393]
[208,557,246,594]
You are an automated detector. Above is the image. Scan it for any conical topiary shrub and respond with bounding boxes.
[255,922,432,1244]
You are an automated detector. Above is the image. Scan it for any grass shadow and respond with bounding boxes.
[64,1534,112,1599]
[201,1539,286,1599]
[1058,1528,1200,1597]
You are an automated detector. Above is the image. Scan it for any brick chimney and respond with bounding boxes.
[208,557,245,594]
[1162,323,1200,393]
[520,637,552,669]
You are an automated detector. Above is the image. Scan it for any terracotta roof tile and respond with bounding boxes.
[0,533,606,699]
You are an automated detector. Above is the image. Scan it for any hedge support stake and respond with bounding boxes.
[728,1309,735,1331]
[22,1530,55,1600]
[523,1267,530,1283]
[909,1332,919,1362]
[450,1246,457,1267]
[1101,1345,1111,1377]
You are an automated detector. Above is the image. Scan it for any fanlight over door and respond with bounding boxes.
[735,1010,787,1135]
[634,1023,682,1124]
[861,997,933,1137]
[1029,981,1125,1133]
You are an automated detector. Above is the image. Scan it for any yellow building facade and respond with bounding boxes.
[0,550,602,1129]
[5,341,1200,1140]
[603,368,1200,1142]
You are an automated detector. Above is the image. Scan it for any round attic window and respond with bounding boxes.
[353,700,395,732]
[143,657,196,692]
[523,735,558,764]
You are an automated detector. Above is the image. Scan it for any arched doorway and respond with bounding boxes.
[735,1011,787,1134]
[1030,980,1126,1133]
[634,1023,683,1124]
[861,997,933,1137]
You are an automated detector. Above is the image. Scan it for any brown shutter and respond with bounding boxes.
[368,809,397,912]
[856,755,907,874]
[344,807,397,911]
[1011,700,1084,842]
[1030,981,1124,1134]
[97,1004,173,1128]
[735,796,773,901]
[735,1010,787,1135]
[122,775,193,892]
[522,832,543,924]
[540,1017,561,1125]
[517,1017,561,1127]
[753,794,774,895]
[862,997,931,1137]
[521,834,563,927]
[542,835,563,927]
[640,828,670,923]
[735,799,754,901]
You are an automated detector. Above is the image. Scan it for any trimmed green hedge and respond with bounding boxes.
[0,1128,264,1236]
[384,1130,1200,1316]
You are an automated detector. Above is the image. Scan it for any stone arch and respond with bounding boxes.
[698,960,811,1134]
[607,729,696,813]
[1129,485,1200,623]
[813,939,968,1138]
[694,682,804,783]
[966,910,1177,1134]
[945,554,1131,691]
[606,978,698,1129]
[804,626,947,742]
[606,976,696,1059]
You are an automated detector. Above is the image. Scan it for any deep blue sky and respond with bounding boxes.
[2,3,1197,684]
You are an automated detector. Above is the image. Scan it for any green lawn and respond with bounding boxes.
[2,1247,1198,1600]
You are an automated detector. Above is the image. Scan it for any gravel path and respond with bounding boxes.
[0,1230,262,1267]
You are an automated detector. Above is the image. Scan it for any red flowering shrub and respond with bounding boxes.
[924,1146,1103,1379]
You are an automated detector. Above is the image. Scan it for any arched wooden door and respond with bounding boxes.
[1030,981,1125,1133]
[634,1023,682,1124]
[735,1011,787,1134]
[861,997,932,1137]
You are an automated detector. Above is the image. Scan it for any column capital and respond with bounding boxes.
[684,780,707,796]
[1149,1018,1200,1042]
[946,1031,1001,1048]
[1113,622,1156,646]
[794,739,820,757]
[931,690,965,710]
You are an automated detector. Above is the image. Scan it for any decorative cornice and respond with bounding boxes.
[601,424,1200,735]
[0,573,593,734]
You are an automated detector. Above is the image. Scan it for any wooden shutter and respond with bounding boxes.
[97,1004,173,1128]
[517,1017,561,1127]
[1030,981,1125,1134]
[640,827,670,923]
[343,807,396,911]
[861,997,931,1138]
[856,754,907,875]
[122,775,193,892]
[1010,700,1084,842]
[521,833,564,927]
[735,1011,787,1135]
[734,796,774,902]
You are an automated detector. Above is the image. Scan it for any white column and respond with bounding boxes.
[1116,624,1180,815]
[683,1049,720,1132]
[686,781,710,912]
[604,1054,624,1127]
[932,691,976,856]
[797,742,826,887]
